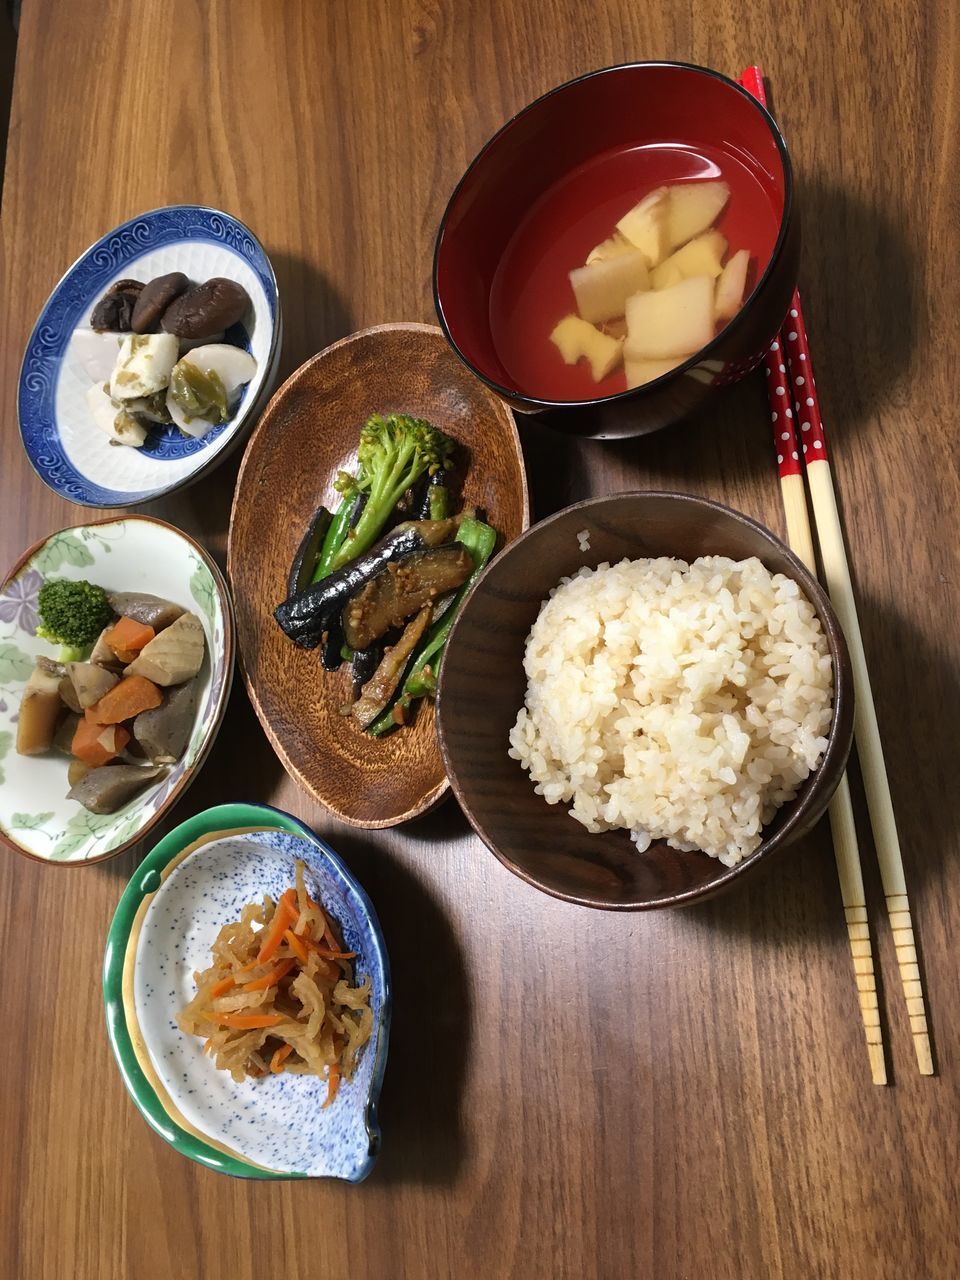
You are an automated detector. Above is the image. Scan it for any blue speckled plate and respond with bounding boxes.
[103,803,390,1181]
[18,205,282,508]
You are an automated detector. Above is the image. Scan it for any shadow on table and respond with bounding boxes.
[329,828,472,1186]
[675,595,952,1080]
[269,251,354,378]
[516,178,919,509]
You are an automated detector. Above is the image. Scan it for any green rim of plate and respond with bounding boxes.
[103,802,324,1180]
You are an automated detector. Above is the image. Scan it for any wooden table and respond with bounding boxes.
[2,3,958,1276]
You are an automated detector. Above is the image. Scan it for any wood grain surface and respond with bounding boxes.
[1,2,958,1277]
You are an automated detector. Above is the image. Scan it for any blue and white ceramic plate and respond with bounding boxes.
[18,206,281,507]
[103,805,390,1182]
[0,516,234,864]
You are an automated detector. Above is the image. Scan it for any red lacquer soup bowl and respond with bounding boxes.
[433,62,799,439]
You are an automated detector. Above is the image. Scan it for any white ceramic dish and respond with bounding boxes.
[18,205,281,507]
[104,810,390,1182]
[0,516,234,864]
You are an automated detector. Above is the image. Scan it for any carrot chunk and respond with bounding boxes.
[105,616,155,656]
[87,674,162,725]
[71,717,130,766]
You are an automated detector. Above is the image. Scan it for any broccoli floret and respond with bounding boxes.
[36,579,113,656]
[328,413,455,572]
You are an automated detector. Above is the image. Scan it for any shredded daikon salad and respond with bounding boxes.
[177,859,373,1103]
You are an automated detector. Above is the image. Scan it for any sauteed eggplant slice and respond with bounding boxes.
[342,544,472,650]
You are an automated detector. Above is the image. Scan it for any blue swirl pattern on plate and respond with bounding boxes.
[18,206,279,507]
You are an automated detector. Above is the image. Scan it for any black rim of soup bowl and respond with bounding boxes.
[432,61,795,412]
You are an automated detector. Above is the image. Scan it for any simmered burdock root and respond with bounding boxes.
[16,657,64,755]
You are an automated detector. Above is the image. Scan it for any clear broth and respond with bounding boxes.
[488,141,782,401]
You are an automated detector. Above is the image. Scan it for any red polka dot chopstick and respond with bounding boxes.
[781,303,933,1077]
[740,67,886,1085]
[742,65,932,1079]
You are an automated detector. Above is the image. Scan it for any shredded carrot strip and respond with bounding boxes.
[202,1038,215,1056]
[270,1043,294,1073]
[284,928,310,963]
[256,889,299,964]
[243,958,295,991]
[322,1062,341,1108]
[203,1012,285,1030]
[209,976,236,998]
[305,937,357,960]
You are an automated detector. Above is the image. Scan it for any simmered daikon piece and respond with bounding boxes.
[166,344,257,438]
[615,188,669,267]
[585,231,636,266]
[715,248,751,322]
[624,275,715,360]
[569,251,650,324]
[550,315,623,382]
[651,231,728,290]
[665,181,730,251]
[86,382,149,447]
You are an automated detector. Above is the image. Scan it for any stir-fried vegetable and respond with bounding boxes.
[276,410,498,737]
[367,517,497,735]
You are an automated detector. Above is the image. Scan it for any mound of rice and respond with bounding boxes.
[508,556,834,865]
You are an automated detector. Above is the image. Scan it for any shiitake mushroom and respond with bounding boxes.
[160,278,252,339]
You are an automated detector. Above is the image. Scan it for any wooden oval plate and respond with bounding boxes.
[227,323,529,827]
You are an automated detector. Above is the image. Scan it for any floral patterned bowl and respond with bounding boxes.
[0,516,234,865]
[18,205,281,507]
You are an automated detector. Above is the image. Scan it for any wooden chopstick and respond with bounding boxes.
[780,302,934,1075]
[741,66,887,1085]
[761,332,886,1085]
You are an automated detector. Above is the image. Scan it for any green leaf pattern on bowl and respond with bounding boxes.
[0,643,33,685]
[34,531,95,573]
[0,520,233,863]
[0,730,12,786]
[10,810,55,830]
